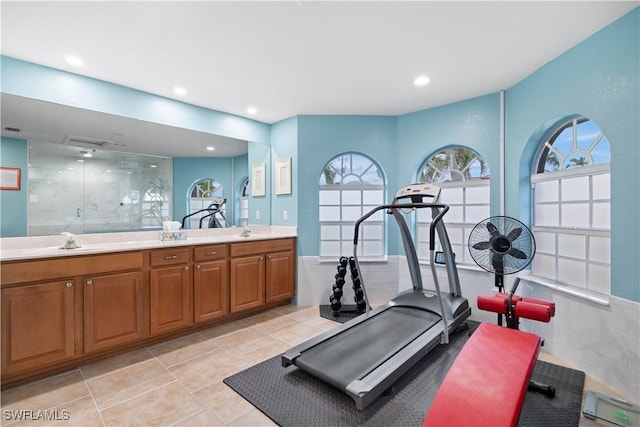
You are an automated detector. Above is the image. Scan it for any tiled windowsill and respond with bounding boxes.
[518,273,610,306]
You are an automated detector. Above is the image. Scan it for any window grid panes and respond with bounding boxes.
[416,147,490,266]
[319,153,385,260]
[532,117,610,294]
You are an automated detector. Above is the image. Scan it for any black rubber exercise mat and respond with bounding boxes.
[224,321,585,426]
[319,304,364,323]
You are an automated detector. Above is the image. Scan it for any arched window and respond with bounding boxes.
[186,178,226,228]
[319,153,385,260]
[416,146,490,265]
[531,117,610,294]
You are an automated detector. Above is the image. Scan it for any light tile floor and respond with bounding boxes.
[0,305,624,426]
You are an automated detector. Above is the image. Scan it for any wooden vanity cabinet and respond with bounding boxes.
[149,247,192,335]
[1,251,145,376]
[83,271,144,353]
[193,244,229,323]
[229,238,295,313]
[229,254,265,313]
[1,280,75,376]
[266,247,296,304]
[0,237,295,386]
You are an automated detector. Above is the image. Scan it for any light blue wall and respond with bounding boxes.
[296,115,398,257]
[270,117,298,226]
[397,94,501,214]
[505,8,639,302]
[0,137,28,237]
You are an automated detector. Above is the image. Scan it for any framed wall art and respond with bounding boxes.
[251,163,266,197]
[0,167,21,190]
[275,158,292,195]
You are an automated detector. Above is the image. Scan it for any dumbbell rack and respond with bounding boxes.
[328,256,368,316]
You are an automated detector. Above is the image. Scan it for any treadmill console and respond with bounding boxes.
[393,183,441,204]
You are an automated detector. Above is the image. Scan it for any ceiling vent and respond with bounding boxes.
[4,126,21,132]
[63,135,113,149]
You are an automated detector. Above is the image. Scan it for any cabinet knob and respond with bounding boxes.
[86,280,93,285]
[196,265,201,269]
[184,266,189,271]
[66,282,73,288]
[260,256,263,260]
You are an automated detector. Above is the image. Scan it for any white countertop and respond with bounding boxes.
[0,226,297,261]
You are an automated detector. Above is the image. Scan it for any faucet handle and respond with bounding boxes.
[61,232,75,242]
[60,232,80,249]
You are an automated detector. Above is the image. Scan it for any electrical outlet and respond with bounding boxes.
[256,210,260,220]
[283,210,288,220]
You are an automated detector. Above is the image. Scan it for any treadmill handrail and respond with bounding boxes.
[353,203,449,248]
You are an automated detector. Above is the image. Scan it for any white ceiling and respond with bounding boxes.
[1,1,637,156]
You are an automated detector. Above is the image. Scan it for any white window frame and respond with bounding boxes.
[530,117,611,295]
[415,147,491,266]
[319,153,386,261]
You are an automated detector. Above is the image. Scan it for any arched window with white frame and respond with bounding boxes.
[415,146,491,265]
[531,117,610,294]
[319,153,386,260]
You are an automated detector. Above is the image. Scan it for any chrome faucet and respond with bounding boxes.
[59,232,81,249]
[240,226,251,238]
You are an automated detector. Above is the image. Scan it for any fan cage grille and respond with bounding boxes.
[468,216,536,275]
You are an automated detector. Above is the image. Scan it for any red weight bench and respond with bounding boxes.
[423,323,541,427]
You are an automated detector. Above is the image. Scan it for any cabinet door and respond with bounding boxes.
[266,251,295,303]
[229,255,265,313]
[84,271,144,353]
[150,265,192,335]
[194,260,229,323]
[2,280,75,375]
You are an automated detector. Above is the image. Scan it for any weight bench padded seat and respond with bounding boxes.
[423,323,541,427]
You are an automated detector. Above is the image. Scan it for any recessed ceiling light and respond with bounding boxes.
[150,164,157,168]
[174,87,187,96]
[247,107,257,115]
[206,146,215,151]
[414,75,431,86]
[65,55,84,67]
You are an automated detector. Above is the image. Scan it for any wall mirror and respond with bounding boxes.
[0,94,268,237]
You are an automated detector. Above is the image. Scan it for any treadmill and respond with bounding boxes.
[281,183,471,410]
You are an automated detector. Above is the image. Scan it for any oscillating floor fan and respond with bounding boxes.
[468,216,536,324]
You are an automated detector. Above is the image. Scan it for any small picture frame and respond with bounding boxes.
[251,163,266,197]
[275,158,292,195]
[0,167,21,190]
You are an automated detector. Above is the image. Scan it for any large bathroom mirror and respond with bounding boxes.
[0,94,270,237]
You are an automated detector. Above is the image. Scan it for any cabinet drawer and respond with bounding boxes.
[193,244,228,262]
[1,252,144,286]
[230,238,295,257]
[150,247,190,267]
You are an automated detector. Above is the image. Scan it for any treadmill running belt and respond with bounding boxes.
[294,307,441,389]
